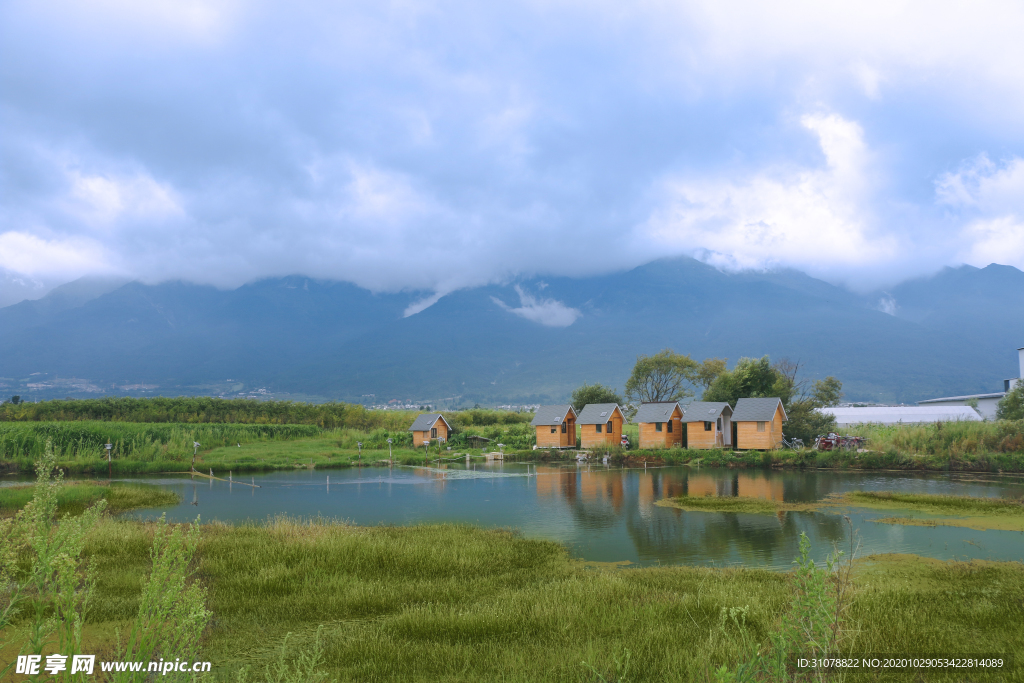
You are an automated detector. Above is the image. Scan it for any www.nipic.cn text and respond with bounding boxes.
[15,655,212,676]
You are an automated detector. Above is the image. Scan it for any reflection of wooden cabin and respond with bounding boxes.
[682,402,733,449]
[634,402,683,449]
[736,473,785,501]
[530,405,578,448]
[577,403,625,448]
[732,398,787,450]
[408,413,452,445]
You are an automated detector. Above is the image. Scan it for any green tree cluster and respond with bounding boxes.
[570,384,623,412]
[997,383,1024,421]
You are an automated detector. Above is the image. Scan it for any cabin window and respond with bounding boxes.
[430,427,438,438]
[757,421,766,432]
[717,418,722,431]
[550,427,556,434]
[561,421,567,433]
[667,420,673,433]
[607,421,613,433]
[655,422,663,432]
[596,423,603,433]
[704,421,713,431]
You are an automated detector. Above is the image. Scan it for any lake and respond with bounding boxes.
[49,462,1024,569]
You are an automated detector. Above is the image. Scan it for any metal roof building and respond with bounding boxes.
[633,402,682,424]
[577,403,622,424]
[408,413,451,432]
[732,397,787,422]
[818,406,982,428]
[530,404,576,426]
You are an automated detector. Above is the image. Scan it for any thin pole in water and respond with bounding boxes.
[327,475,329,492]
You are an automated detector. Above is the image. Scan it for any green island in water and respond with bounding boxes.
[658,489,1024,532]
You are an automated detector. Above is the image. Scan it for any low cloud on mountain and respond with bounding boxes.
[3,0,1024,304]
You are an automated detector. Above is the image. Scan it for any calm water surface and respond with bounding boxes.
[35,463,1024,569]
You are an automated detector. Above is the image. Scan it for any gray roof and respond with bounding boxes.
[633,402,682,424]
[577,403,622,425]
[732,397,787,422]
[530,404,576,427]
[408,413,450,432]
[682,402,732,421]
[918,393,1005,403]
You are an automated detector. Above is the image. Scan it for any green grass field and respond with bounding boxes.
[0,518,1014,682]
[0,481,180,517]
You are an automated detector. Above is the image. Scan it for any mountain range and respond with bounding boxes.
[1,257,1022,406]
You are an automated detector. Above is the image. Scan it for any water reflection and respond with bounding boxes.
[89,464,1024,570]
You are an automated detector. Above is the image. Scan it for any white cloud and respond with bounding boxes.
[0,232,111,279]
[66,170,183,229]
[937,156,1024,269]
[492,286,581,327]
[641,113,900,282]
[4,0,1024,306]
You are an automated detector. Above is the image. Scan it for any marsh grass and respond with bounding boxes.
[844,490,1024,515]
[40,518,1015,682]
[837,490,1024,532]
[0,481,180,517]
[657,496,820,515]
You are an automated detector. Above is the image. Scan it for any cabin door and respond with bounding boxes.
[682,423,688,448]
[731,421,738,450]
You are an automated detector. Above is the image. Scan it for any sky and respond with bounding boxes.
[2,0,1024,307]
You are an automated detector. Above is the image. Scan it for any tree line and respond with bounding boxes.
[571,350,844,442]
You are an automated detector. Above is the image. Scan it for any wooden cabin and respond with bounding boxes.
[682,402,733,449]
[634,402,684,449]
[577,403,625,448]
[408,413,452,446]
[732,398,787,450]
[530,405,578,449]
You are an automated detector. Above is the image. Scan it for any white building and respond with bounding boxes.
[916,346,1023,420]
[818,405,983,428]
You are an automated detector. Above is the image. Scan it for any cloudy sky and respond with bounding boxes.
[2,0,1024,307]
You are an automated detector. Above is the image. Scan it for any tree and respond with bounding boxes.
[624,349,699,405]
[692,358,728,395]
[702,356,794,406]
[9,396,20,405]
[997,383,1024,421]
[787,376,844,443]
[571,383,623,412]
[811,377,843,407]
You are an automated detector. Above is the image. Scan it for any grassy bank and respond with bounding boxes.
[657,495,821,515]
[0,481,180,516]
[0,519,1011,682]
[659,490,1024,532]
[840,490,1024,532]
[3,416,1023,476]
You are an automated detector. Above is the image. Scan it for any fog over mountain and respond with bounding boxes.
[4,0,1024,309]
[2,257,1021,406]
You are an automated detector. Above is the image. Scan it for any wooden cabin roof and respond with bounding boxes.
[633,402,682,424]
[732,397,787,422]
[530,404,576,427]
[682,402,733,421]
[408,413,451,432]
[577,403,623,425]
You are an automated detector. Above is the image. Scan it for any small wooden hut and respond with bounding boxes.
[530,405,578,449]
[577,403,625,448]
[682,402,733,449]
[732,398,787,450]
[408,413,452,446]
[634,402,684,449]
